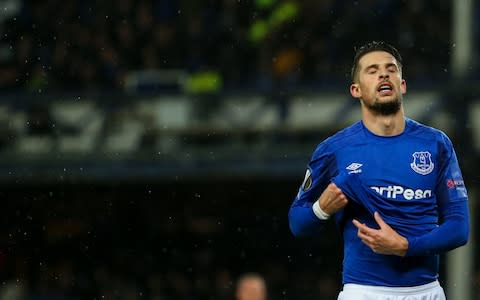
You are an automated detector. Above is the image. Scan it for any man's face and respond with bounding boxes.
[236,278,267,300]
[350,51,406,115]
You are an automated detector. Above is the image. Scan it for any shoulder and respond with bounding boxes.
[312,121,363,157]
[406,118,455,156]
[406,118,451,142]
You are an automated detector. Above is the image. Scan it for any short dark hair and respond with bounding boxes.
[351,41,403,82]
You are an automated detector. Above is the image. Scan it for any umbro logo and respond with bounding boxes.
[346,163,362,174]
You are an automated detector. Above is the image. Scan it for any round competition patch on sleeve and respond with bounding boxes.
[302,169,313,191]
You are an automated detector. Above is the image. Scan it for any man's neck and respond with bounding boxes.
[361,107,405,136]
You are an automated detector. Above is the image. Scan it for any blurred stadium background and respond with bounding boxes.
[0,0,479,299]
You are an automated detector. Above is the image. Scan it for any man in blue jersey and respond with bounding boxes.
[288,41,469,299]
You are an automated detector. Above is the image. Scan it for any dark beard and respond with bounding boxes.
[366,98,401,116]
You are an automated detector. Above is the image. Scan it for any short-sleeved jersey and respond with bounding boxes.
[290,118,468,286]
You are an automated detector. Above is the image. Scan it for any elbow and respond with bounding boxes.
[288,206,324,237]
[458,227,469,247]
[455,235,468,248]
[454,222,470,248]
[288,211,309,237]
[289,221,306,237]
[288,211,318,237]
[288,216,305,237]
[453,201,470,248]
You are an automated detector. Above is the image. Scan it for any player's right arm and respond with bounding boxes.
[288,144,347,237]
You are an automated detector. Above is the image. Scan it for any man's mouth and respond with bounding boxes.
[377,83,393,95]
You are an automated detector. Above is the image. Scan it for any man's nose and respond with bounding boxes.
[379,70,389,79]
[378,68,390,79]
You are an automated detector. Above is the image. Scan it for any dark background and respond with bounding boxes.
[0,0,479,299]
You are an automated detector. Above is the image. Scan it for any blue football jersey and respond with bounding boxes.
[289,118,469,286]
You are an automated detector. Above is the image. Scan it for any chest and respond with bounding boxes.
[335,141,438,190]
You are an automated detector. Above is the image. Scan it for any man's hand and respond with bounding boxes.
[317,183,348,215]
[352,212,409,257]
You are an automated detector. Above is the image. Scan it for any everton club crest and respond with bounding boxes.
[410,151,434,175]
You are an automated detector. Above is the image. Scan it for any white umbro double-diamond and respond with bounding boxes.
[346,163,362,174]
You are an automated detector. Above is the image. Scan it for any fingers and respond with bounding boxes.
[319,183,348,215]
[354,213,386,231]
[353,216,404,256]
[328,183,348,204]
[352,219,362,229]
[328,183,344,196]
[373,212,386,228]
[352,219,371,232]
[352,219,376,243]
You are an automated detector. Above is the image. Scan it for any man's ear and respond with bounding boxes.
[400,79,407,94]
[350,83,361,98]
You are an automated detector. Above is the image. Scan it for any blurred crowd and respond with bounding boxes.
[0,0,455,93]
[0,182,342,300]
[1,1,479,299]
[0,182,478,300]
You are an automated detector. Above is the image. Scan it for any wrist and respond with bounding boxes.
[397,236,409,257]
[313,201,330,220]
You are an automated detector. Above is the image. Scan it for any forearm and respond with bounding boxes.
[406,201,469,256]
[288,204,328,237]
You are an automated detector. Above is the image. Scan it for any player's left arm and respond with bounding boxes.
[352,197,469,257]
[352,134,470,257]
[404,199,468,256]
[404,135,469,257]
